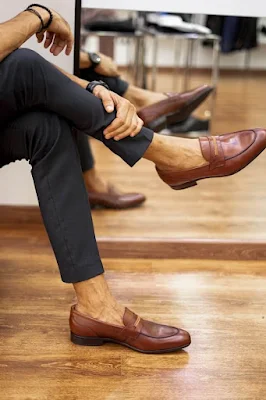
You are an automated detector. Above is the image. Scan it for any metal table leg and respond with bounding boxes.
[210,38,220,132]
[140,36,147,89]
[173,36,182,92]
[133,36,141,86]
[183,38,194,91]
[151,35,158,91]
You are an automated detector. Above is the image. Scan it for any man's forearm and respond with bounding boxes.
[0,8,49,62]
[79,51,92,69]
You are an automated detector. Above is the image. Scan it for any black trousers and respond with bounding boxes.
[0,49,153,283]
[77,68,129,172]
[80,68,129,97]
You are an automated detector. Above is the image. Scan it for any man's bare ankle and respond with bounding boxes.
[76,302,125,326]
[75,302,102,319]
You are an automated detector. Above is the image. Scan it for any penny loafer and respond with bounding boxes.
[88,185,146,209]
[70,306,191,354]
[138,85,213,132]
[157,129,266,190]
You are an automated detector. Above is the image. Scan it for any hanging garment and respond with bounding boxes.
[205,16,258,53]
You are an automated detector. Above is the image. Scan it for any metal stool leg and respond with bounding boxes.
[183,38,194,91]
[173,37,184,92]
[210,38,220,133]
[133,36,141,86]
[151,35,158,91]
[140,36,147,89]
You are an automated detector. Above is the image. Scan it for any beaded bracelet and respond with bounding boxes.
[25,4,53,33]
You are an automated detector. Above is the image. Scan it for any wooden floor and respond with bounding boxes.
[2,72,266,399]
[89,71,266,241]
[1,230,266,399]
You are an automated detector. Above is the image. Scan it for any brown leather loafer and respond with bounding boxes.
[88,184,146,209]
[70,306,191,354]
[138,85,213,132]
[157,129,266,190]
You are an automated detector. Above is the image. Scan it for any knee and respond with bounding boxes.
[21,111,67,165]
[7,48,44,68]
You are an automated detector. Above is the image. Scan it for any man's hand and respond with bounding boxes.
[93,85,144,141]
[0,6,74,62]
[35,7,74,56]
[94,53,119,77]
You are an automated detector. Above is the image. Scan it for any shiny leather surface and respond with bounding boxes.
[88,184,146,209]
[138,85,213,126]
[70,306,191,353]
[157,129,266,188]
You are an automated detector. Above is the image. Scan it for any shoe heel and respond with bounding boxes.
[171,181,198,190]
[71,332,105,346]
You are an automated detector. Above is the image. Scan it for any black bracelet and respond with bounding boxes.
[25,8,45,33]
[26,4,53,30]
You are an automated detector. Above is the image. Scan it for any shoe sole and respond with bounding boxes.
[90,200,145,210]
[171,146,265,190]
[71,332,191,354]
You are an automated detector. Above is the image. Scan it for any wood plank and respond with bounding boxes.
[1,232,266,400]
[1,226,266,260]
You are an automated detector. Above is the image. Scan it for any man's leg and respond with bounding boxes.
[0,110,192,353]
[0,48,153,168]
[0,48,209,175]
[76,132,95,173]
[75,132,110,194]
[76,132,146,208]
[0,110,124,324]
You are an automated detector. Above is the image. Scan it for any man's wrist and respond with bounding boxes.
[31,6,50,26]
[25,6,51,33]
[86,80,110,94]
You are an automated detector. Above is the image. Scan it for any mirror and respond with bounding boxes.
[76,6,266,255]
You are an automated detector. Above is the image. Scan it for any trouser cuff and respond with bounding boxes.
[61,259,105,283]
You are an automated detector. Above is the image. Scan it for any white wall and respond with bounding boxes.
[84,13,266,71]
[83,0,266,18]
[0,0,76,205]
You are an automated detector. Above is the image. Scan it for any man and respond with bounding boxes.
[0,4,265,354]
[78,50,213,209]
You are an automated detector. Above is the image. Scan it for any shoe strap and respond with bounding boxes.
[200,136,225,170]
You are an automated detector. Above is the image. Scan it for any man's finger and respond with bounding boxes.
[104,117,125,138]
[36,32,44,43]
[44,31,54,48]
[105,107,135,139]
[130,117,144,137]
[104,100,134,135]
[50,36,65,56]
[65,36,74,55]
[95,88,115,113]
[113,115,140,141]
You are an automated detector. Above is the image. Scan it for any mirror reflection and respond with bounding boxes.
[77,8,266,242]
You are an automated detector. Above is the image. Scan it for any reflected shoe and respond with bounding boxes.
[88,184,146,209]
[167,116,210,134]
[157,129,266,190]
[146,13,211,35]
[70,306,191,354]
[138,85,213,132]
